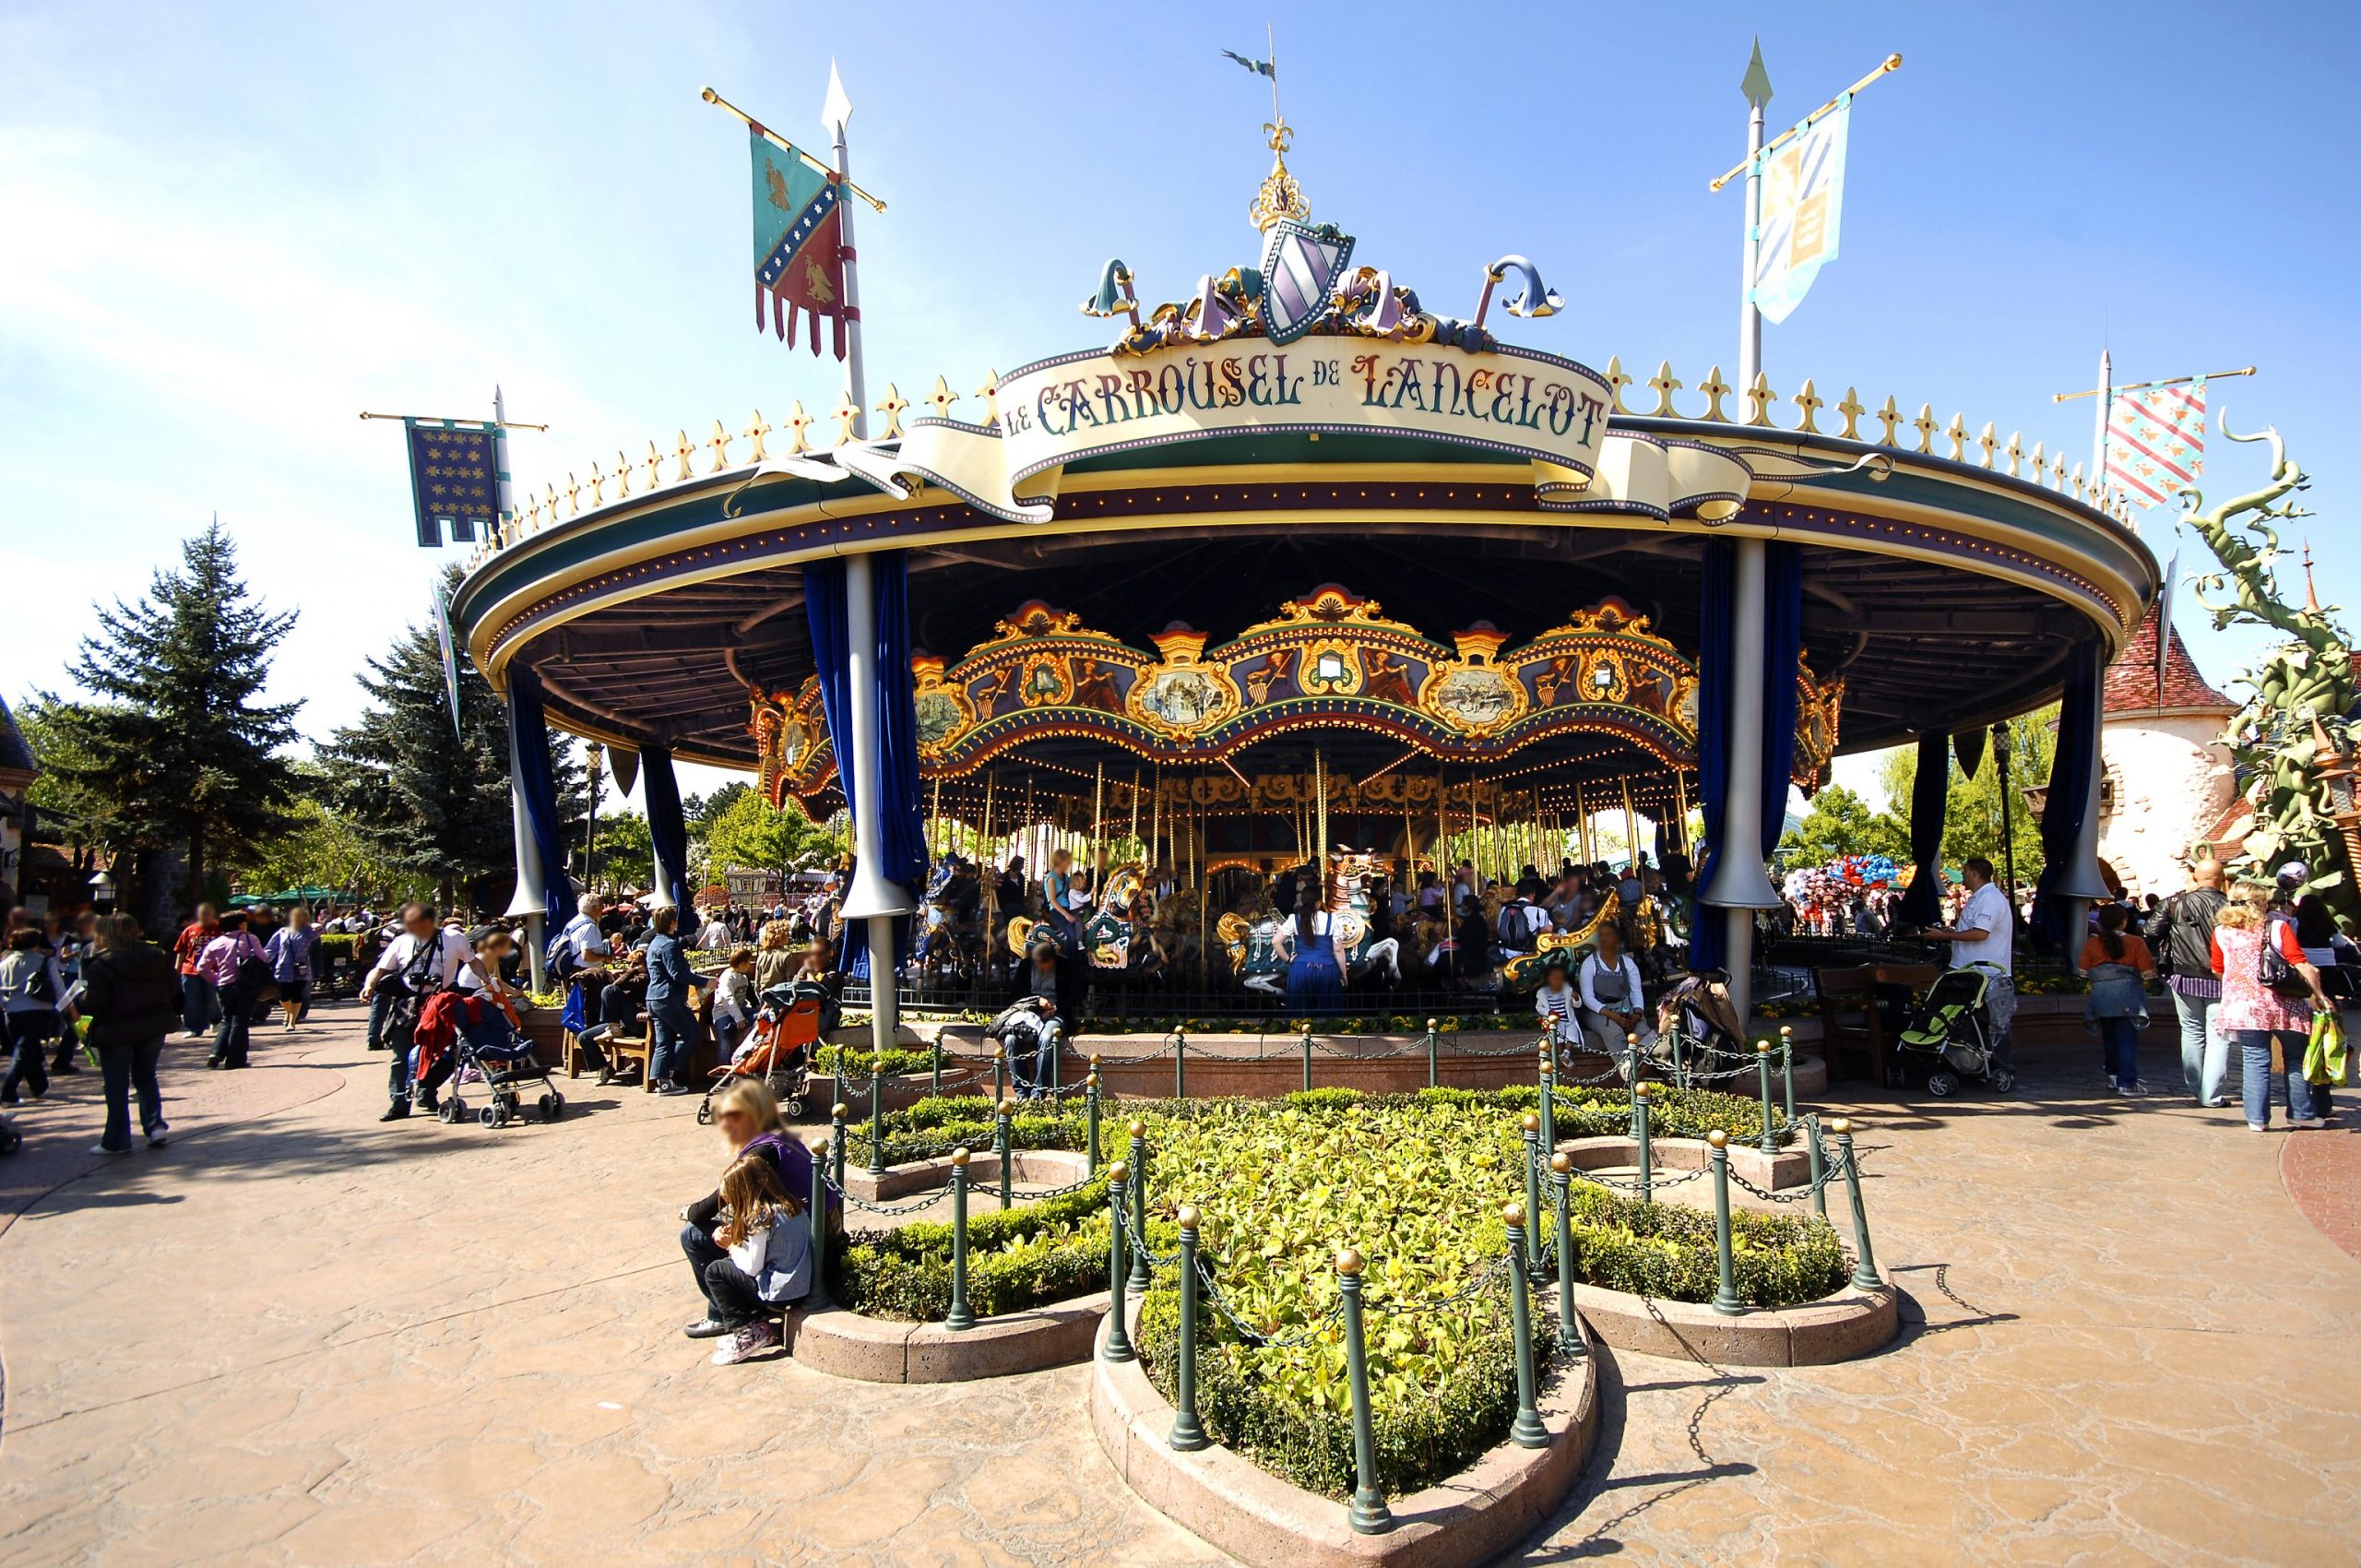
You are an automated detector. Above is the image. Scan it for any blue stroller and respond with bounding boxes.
[435,999,566,1129]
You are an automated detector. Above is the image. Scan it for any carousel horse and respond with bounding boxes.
[1501,892,1621,992]
[1078,864,1148,972]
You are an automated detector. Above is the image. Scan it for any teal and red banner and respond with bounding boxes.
[750,128,848,359]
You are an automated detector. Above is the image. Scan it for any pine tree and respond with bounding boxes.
[46,520,302,911]
[316,567,583,912]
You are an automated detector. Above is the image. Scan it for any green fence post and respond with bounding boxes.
[809,1129,833,1310]
[1169,1205,1208,1451]
[1707,1130,1743,1315]
[1806,1115,1827,1219]
[1086,1072,1102,1175]
[991,1042,1005,1108]
[832,1051,846,1119]
[1778,1024,1797,1129]
[945,1148,975,1331]
[931,1033,943,1098]
[1102,1160,1134,1361]
[1625,1035,1642,1135]
[1502,1203,1549,1448]
[1520,1112,1546,1271]
[1336,1247,1394,1535]
[996,1095,1014,1211]
[1549,1151,1578,1349]
[1300,1022,1313,1094]
[1126,1121,1151,1293]
[1174,1026,1187,1100]
[1048,1025,1062,1099]
[1426,1017,1441,1090]
[868,1052,887,1176]
[830,1101,847,1194]
[1633,1081,1654,1206]
[1754,1039,1778,1154]
[1536,1038,1557,1155]
[1833,1118,1880,1290]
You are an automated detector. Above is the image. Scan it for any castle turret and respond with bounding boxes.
[2096,603,2237,898]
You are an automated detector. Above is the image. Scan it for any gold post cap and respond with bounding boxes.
[1177,1205,1200,1228]
[951,1146,970,1167]
[1090,1052,1102,1066]
[832,1103,849,1121]
[1501,1200,1526,1227]
[1086,1073,1099,1088]
[999,1096,1018,1116]
[1707,1129,1729,1149]
[1829,1117,1853,1135]
[992,1042,1005,1059]
[1633,1080,1652,1099]
[1107,1159,1129,1182]
[1522,1111,1542,1133]
[1755,1039,1772,1054]
[1427,1017,1439,1028]
[1128,1120,1146,1138]
[1549,1151,1572,1174]
[1335,1246,1364,1277]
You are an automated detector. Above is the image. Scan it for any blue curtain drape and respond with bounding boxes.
[1759,541,1804,861]
[1897,731,1950,924]
[1689,540,1736,972]
[504,666,576,921]
[804,555,928,980]
[639,744,691,913]
[2033,640,2104,948]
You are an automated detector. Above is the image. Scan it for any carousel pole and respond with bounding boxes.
[1130,767,1142,861]
[1621,777,1643,874]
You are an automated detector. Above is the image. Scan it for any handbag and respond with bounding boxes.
[236,950,281,1005]
[2259,929,2313,999]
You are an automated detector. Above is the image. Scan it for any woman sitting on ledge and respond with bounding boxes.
[680,1080,832,1340]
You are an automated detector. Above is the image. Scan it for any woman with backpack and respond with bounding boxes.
[198,911,269,1070]
[1,926,72,1105]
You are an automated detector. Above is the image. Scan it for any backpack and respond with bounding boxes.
[544,925,579,981]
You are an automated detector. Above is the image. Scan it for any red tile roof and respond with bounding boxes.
[2104,602,2236,716]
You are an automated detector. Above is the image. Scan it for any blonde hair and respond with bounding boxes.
[712,1076,785,1137]
[758,920,795,952]
[716,1154,802,1248]
[2216,882,2272,931]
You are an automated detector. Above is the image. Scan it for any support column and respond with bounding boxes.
[1702,537,1784,1025]
[842,552,914,1063]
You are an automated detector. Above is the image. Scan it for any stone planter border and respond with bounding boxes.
[1555,1133,1809,1192]
[1570,1270,1897,1367]
[1090,1309,1598,1568]
[784,1290,1109,1384]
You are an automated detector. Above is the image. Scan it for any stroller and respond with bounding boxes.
[1652,968,1747,1087]
[431,994,566,1129]
[696,980,834,1124]
[1892,964,2015,1097]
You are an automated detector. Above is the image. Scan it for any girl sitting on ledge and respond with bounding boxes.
[697,1154,812,1365]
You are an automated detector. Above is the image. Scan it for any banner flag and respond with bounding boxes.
[1751,99,1849,326]
[2105,381,2206,510]
[403,422,498,547]
[750,127,848,359]
[433,584,464,744]
[1221,49,1275,78]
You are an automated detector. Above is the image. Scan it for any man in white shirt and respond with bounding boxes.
[1579,923,1657,1063]
[696,907,733,952]
[1920,856,2015,1075]
[558,894,611,973]
[362,903,494,1121]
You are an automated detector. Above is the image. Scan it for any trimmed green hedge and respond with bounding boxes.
[814,1044,938,1081]
[830,1176,1141,1322]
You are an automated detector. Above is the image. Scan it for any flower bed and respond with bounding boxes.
[830,1175,1134,1323]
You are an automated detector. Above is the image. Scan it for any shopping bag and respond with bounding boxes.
[2303,1013,2347,1087]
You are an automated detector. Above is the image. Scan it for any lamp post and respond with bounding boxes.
[584,741,604,896]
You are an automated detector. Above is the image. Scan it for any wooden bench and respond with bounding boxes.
[1813,965,1889,1085]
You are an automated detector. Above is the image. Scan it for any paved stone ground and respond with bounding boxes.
[2,1004,2355,1566]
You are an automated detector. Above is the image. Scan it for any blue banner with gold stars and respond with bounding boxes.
[403,422,498,547]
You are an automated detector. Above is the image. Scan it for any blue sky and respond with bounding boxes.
[4,0,2353,814]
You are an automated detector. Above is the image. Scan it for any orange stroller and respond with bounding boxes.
[696,980,835,1123]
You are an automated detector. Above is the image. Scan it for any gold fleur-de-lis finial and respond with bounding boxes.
[673,430,696,481]
[706,419,732,473]
[644,440,663,490]
[1648,360,1682,418]
[876,383,909,440]
[1835,387,1865,441]
[1249,116,1311,232]
[785,400,813,454]
[1945,413,1969,461]
[1976,421,1999,469]
[1696,366,1731,422]
[832,391,860,445]
[524,492,540,531]
[545,481,560,522]
[976,370,1001,427]
[923,375,960,422]
[1743,372,1776,427]
[1602,355,1632,415]
[1911,404,1937,454]
[1792,378,1823,434]
[1875,396,1902,445]
[2051,450,2067,490]
[2071,461,2086,500]
[587,460,606,505]
[613,450,633,497]
[745,410,773,462]
[2028,440,2045,484]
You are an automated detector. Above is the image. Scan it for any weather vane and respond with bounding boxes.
[1225,28,1309,231]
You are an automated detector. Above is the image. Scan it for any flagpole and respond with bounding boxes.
[1738,41,1769,391]
[492,386,516,542]
[2090,347,2112,511]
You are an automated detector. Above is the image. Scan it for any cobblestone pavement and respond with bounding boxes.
[2,1006,2355,1565]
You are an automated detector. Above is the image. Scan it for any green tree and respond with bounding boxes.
[16,698,111,840]
[591,809,654,893]
[1873,709,2056,889]
[702,787,829,880]
[316,568,582,912]
[1777,784,1907,864]
[222,767,430,905]
[42,521,301,917]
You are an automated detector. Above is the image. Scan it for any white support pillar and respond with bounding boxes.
[841,552,914,1061]
[1703,537,1786,1027]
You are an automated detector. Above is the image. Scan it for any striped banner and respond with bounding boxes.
[2104,381,2205,510]
[1751,100,1849,326]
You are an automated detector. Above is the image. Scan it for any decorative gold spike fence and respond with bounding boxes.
[459,360,2135,572]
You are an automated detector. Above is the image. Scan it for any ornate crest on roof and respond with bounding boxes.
[1250,117,1311,232]
[984,600,1088,644]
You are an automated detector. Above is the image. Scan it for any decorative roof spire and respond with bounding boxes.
[1250,117,1310,232]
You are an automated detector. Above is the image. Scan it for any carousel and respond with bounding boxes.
[448,109,2155,1059]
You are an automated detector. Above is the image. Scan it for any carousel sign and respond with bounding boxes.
[891,336,1637,524]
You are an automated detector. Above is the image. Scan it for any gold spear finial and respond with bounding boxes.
[1249,116,1311,232]
[1697,366,1732,422]
[1912,403,1936,454]
[587,459,606,505]
[1792,378,1823,434]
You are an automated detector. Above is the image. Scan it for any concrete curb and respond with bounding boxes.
[786,1289,1110,1384]
[1088,1306,1599,1568]
[840,1148,1092,1204]
[1571,1271,1899,1367]
[1556,1134,1809,1191]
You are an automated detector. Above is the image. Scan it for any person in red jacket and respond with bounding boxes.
[171,903,221,1039]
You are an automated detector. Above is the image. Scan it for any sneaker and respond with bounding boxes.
[2248,1122,2268,1132]
[2116,1081,2148,1098]
[88,1143,131,1157]
[378,1102,411,1122]
[683,1316,734,1339]
[709,1319,780,1365]
[653,1083,686,1097]
[145,1122,170,1148]
[2291,1117,2328,1130]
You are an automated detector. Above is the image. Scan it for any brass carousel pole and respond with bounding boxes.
[1621,777,1642,873]
[1130,766,1142,859]
[1093,762,1106,874]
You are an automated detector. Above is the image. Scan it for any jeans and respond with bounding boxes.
[3,1009,57,1101]
[647,999,694,1087]
[98,1037,166,1150]
[387,1016,419,1103]
[2235,1028,2320,1127]
[180,973,217,1036]
[2172,989,2230,1103]
[366,986,393,1050]
[681,1220,745,1318]
[2096,1016,2142,1087]
[1009,1021,1064,1097]
[211,984,252,1067]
